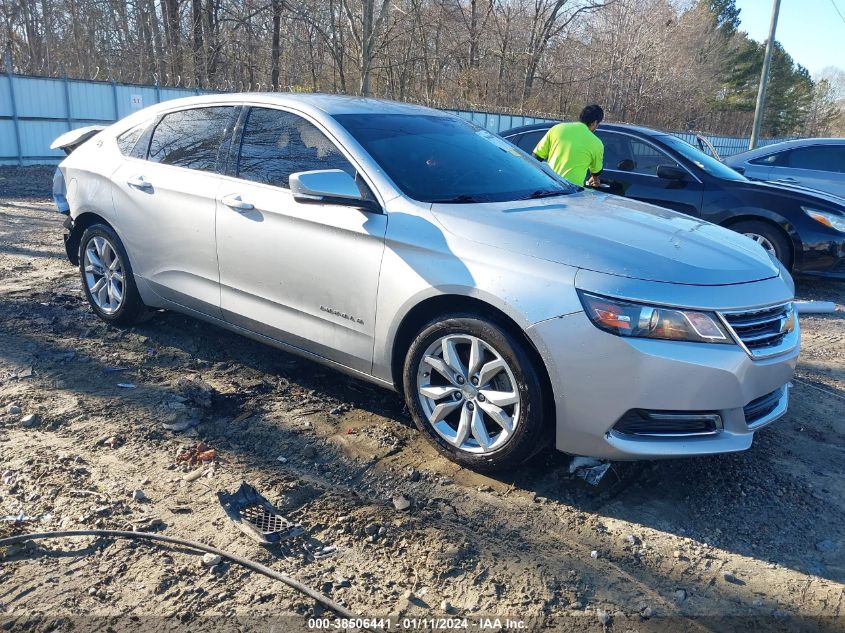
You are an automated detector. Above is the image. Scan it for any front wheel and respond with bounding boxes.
[730,220,792,270]
[403,315,549,472]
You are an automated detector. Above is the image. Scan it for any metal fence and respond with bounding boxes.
[1,73,791,165]
[1,74,208,164]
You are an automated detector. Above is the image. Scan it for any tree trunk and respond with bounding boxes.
[191,0,205,86]
[271,0,281,90]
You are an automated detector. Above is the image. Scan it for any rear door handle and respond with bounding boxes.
[776,177,798,184]
[127,175,152,190]
[221,194,254,211]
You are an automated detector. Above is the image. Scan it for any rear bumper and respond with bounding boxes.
[62,215,79,265]
[528,310,799,460]
[53,167,70,214]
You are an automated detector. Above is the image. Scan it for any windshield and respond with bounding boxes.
[659,135,748,182]
[333,113,577,203]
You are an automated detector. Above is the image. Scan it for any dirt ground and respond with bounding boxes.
[1,196,844,633]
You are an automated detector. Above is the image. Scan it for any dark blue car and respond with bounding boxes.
[502,122,845,280]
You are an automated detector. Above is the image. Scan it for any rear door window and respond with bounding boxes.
[236,107,355,189]
[784,145,845,173]
[148,107,236,172]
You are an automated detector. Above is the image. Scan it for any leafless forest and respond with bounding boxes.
[3,0,844,137]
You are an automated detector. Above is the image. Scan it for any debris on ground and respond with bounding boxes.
[794,301,836,314]
[568,456,611,485]
[392,495,411,511]
[201,553,222,567]
[218,482,302,544]
[176,442,217,468]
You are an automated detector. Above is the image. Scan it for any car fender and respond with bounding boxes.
[371,202,581,383]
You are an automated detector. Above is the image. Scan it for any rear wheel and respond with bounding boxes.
[79,224,148,325]
[403,314,549,472]
[730,220,792,269]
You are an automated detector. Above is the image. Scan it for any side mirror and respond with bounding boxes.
[290,169,380,212]
[733,166,746,175]
[656,164,686,181]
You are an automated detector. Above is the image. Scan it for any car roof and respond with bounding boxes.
[727,137,845,161]
[500,121,667,138]
[142,92,448,118]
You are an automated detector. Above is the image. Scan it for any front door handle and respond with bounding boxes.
[776,177,798,184]
[221,194,254,211]
[127,175,152,190]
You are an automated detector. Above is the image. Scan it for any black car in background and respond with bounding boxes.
[502,122,845,280]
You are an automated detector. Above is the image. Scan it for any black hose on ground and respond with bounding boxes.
[0,529,358,619]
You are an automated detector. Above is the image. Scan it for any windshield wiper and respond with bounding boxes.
[429,194,487,203]
[522,189,567,199]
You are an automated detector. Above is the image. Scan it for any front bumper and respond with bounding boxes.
[793,225,845,280]
[528,309,799,460]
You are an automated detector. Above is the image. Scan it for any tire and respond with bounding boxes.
[403,314,550,472]
[730,220,792,270]
[78,223,148,325]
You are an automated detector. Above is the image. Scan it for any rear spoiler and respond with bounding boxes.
[51,125,106,155]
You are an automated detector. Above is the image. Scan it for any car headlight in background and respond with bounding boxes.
[578,292,732,344]
[802,207,845,233]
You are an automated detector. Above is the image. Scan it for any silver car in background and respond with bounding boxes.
[726,138,845,198]
[55,94,799,471]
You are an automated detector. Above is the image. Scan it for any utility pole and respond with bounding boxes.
[749,0,781,150]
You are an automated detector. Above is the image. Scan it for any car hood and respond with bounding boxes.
[430,191,781,286]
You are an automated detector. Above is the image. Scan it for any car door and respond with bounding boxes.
[595,130,704,216]
[768,144,845,196]
[111,105,238,316]
[215,106,387,373]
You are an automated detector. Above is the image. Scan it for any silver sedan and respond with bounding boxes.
[54,94,799,471]
[725,138,845,198]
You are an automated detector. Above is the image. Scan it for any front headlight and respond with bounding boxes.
[802,207,845,233]
[578,292,732,344]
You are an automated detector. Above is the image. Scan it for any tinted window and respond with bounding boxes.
[516,131,545,154]
[237,108,354,188]
[148,107,234,171]
[750,151,789,167]
[334,114,576,203]
[116,120,150,156]
[598,132,680,176]
[784,145,845,173]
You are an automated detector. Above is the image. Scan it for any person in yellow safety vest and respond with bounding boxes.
[532,105,605,188]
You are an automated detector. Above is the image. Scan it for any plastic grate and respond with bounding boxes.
[241,504,292,535]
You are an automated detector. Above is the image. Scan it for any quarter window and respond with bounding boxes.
[749,151,789,167]
[237,107,355,189]
[515,131,545,154]
[148,107,235,172]
[116,120,151,157]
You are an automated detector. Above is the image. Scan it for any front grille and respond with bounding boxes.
[743,387,785,426]
[721,303,794,358]
[613,410,721,437]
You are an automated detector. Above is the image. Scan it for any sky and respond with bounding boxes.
[734,0,845,77]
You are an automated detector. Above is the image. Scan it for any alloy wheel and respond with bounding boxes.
[83,236,125,314]
[416,334,521,454]
[744,232,777,257]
